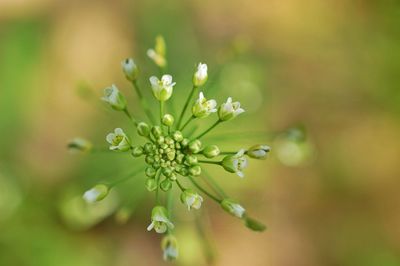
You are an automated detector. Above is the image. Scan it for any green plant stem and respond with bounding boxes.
[160,101,164,126]
[219,151,238,155]
[198,160,221,165]
[180,115,195,131]
[166,189,173,220]
[123,108,138,126]
[108,166,145,188]
[176,86,197,129]
[131,80,156,124]
[155,169,162,204]
[175,179,185,191]
[201,170,228,198]
[187,176,221,203]
[194,120,221,140]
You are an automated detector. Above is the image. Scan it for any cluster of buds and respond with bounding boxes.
[70,36,270,261]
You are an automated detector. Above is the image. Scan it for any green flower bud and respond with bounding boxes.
[153,161,161,169]
[101,84,127,111]
[145,167,156,177]
[121,58,139,81]
[83,184,109,203]
[169,172,177,181]
[161,234,179,261]
[246,144,271,160]
[179,166,189,176]
[202,145,220,158]
[137,122,150,137]
[106,128,131,152]
[180,189,203,210]
[193,63,208,87]
[147,206,174,233]
[162,114,175,127]
[67,138,92,153]
[145,178,157,191]
[145,155,155,165]
[131,146,144,157]
[172,131,183,142]
[166,151,176,161]
[218,97,245,121]
[244,216,267,232]
[221,199,245,218]
[151,126,163,139]
[162,168,173,177]
[181,138,189,147]
[160,178,172,191]
[189,165,202,176]
[157,136,165,145]
[221,149,248,178]
[143,142,154,154]
[188,140,202,154]
[165,137,174,145]
[184,155,198,166]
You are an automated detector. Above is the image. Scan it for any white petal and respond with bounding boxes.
[106,133,115,144]
[149,76,159,87]
[114,128,124,135]
[147,221,155,231]
[161,74,172,85]
[237,171,245,178]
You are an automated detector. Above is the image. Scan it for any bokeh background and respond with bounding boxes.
[1,0,400,265]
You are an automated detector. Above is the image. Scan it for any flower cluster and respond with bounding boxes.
[69,36,270,262]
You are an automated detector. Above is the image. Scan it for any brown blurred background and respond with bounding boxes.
[1,0,400,265]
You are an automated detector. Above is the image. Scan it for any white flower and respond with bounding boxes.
[101,84,127,111]
[147,206,174,234]
[247,144,271,159]
[222,149,248,178]
[192,92,217,118]
[83,184,109,203]
[180,189,203,210]
[221,199,246,218]
[161,235,179,261]
[193,63,208,87]
[149,75,176,101]
[67,138,92,153]
[121,58,139,81]
[147,36,167,67]
[106,128,131,152]
[218,97,245,121]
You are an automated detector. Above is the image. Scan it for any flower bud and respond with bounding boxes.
[162,167,173,177]
[149,75,176,101]
[161,234,179,261]
[143,142,154,154]
[131,146,144,157]
[184,155,198,166]
[145,167,156,177]
[83,184,109,203]
[244,216,267,232]
[147,206,174,233]
[172,131,183,142]
[180,189,203,210]
[202,145,220,158]
[121,58,139,81]
[162,114,174,127]
[101,84,127,111]
[160,179,172,191]
[193,63,208,87]
[218,97,245,121]
[67,138,92,153]
[145,178,157,191]
[189,165,202,176]
[181,138,189,147]
[221,149,248,178]
[188,139,202,154]
[151,126,163,139]
[247,144,271,160]
[137,122,150,137]
[221,199,245,218]
[106,128,131,152]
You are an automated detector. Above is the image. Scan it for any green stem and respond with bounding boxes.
[201,170,228,198]
[131,80,156,124]
[194,120,221,140]
[166,189,173,221]
[219,151,238,155]
[160,101,164,126]
[123,108,138,126]
[155,169,162,204]
[180,115,195,131]
[187,176,221,203]
[176,86,197,129]
[108,167,145,188]
[198,160,221,165]
[175,179,185,191]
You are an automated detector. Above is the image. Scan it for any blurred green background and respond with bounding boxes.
[1,0,400,265]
